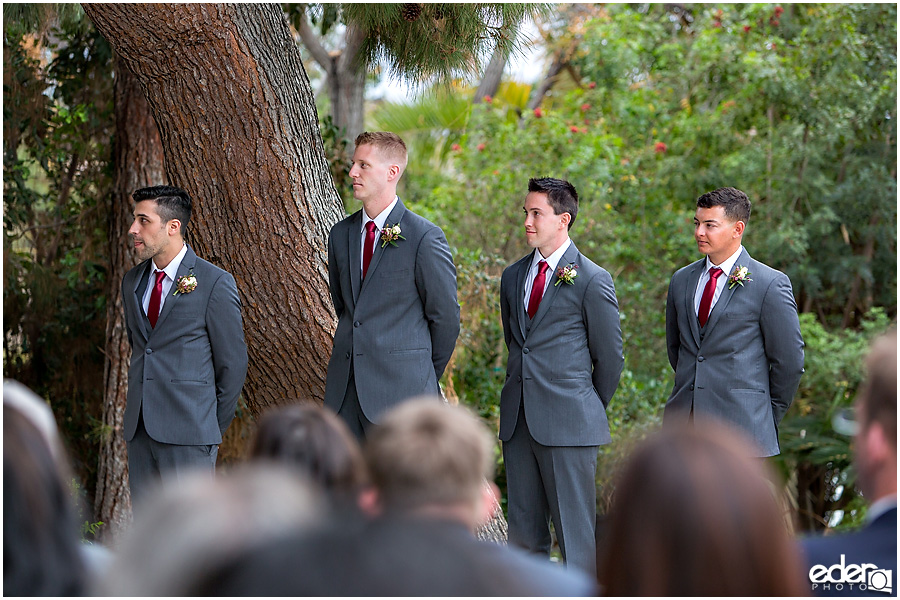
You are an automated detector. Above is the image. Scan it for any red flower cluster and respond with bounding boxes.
[580,103,591,112]
[774,5,784,16]
[483,95,493,104]
[569,126,579,133]
[477,143,486,152]
[533,108,543,118]
[451,143,462,152]
[655,142,667,154]
[588,82,597,89]
[743,25,752,33]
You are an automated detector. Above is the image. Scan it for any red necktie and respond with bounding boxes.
[148,270,166,328]
[698,267,724,327]
[527,261,550,319]
[362,221,377,280]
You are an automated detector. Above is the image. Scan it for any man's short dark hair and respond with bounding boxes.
[528,177,578,229]
[133,185,192,232]
[696,187,751,225]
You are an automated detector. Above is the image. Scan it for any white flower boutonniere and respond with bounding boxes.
[380,223,405,248]
[173,271,197,296]
[555,263,578,286]
[728,265,752,289]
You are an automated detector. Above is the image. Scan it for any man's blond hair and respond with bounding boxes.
[364,398,494,513]
[355,131,408,173]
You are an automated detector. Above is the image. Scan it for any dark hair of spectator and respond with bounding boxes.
[598,425,807,596]
[4,405,87,596]
[132,185,192,233]
[248,402,368,504]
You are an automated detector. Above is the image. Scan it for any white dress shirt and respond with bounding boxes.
[523,238,572,311]
[693,245,744,316]
[360,196,399,274]
[141,243,188,318]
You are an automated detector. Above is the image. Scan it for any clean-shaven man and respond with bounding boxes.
[324,132,460,439]
[499,177,623,576]
[122,185,248,505]
[665,186,804,456]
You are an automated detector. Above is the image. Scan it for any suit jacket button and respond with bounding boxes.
[690,384,694,391]
[698,356,704,362]
[523,348,529,354]
[353,321,360,328]
[345,352,351,359]
[517,376,522,382]
[145,348,152,355]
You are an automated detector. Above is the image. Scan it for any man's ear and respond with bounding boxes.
[476,481,501,527]
[387,164,401,181]
[168,218,182,237]
[862,421,892,466]
[358,486,381,517]
[733,220,745,237]
[559,212,571,229]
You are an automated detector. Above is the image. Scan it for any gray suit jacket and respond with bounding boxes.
[324,199,460,422]
[664,248,805,456]
[499,243,624,446]
[122,246,248,445]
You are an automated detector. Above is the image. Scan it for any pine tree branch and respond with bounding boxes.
[295,8,333,72]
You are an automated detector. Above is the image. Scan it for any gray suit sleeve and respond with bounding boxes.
[760,272,805,424]
[584,269,624,408]
[327,228,344,319]
[415,226,460,380]
[206,272,249,436]
[122,275,134,348]
[665,274,679,371]
[500,270,513,350]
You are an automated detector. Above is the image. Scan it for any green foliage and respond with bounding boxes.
[4,17,113,503]
[344,4,548,86]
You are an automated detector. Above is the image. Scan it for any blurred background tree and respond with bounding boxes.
[3,3,895,536]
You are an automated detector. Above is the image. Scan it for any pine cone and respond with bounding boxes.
[400,3,422,22]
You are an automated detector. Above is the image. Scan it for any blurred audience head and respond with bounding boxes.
[4,380,87,596]
[598,424,808,596]
[854,330,897,503]
[98,465,323,596]
[248,401,368,505]
[364,398,497,531]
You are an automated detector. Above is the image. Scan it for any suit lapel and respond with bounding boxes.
[684,258,704,347]
[515,251,534,340]
[155,246,197,332]
[703,248,750,334]
[359,199,407,298]
[133,260,153,340]
[528,243,578,332]
[348,211,363,303]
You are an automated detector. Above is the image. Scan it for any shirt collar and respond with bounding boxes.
[361,196,399,232]
[152,243,187,281]
[531,237,572,273]
[706,245,744,278]
[867,495,897,524]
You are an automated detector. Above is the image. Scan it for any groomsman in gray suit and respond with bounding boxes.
[324,132,460,439]
[122,185,248,505]
[500,177,624,576]
[665,187,805,456]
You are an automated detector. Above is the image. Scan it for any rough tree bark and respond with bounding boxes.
[82,3,345,417]
[473,43,509,103]
[95,55,166,543]
[295,12,367,144]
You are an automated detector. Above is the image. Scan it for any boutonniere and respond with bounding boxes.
[555,263,579,286]
[380,223,405,248]
[728,265,752,289]
[173,270,197,296]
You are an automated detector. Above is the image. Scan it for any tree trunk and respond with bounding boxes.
[82,3,344,417]
[95,55,166,543]
[474,43,509,103]
[296,13,366,144]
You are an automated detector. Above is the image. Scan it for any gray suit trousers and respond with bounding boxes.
[503,403,599,577]
[128,413,217,509]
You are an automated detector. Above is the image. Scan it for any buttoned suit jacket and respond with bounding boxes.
[324,199,460,423]
[664,247,805,456]
[499,243,624,446]
[122,245,248,445]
